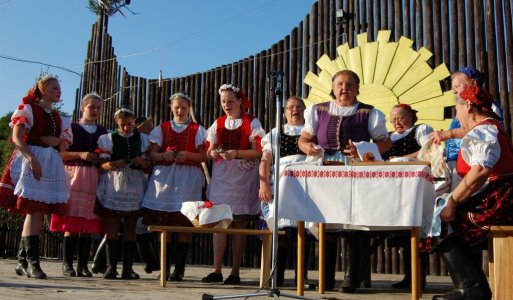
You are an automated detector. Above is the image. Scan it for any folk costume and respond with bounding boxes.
[206,112,265,218]
[260,124,311,286]
[50,122,107,278]
[0,97,71,280]
[302,99,389,291]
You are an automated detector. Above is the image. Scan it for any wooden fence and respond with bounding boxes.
[67,0,512,275]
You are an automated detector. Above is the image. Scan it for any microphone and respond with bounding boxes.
[271,70,284,96]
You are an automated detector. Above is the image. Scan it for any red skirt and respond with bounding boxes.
[451,173,513,246]
[50,214,103,234]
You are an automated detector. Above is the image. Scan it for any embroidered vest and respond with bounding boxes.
[111,131,142,161]
[382,125,421,160]
[216,113,254,150]
[65,123,108,167]
[279,128,304,157]
[26,104,62,148]
[316,101,373,154]
[157,121,202,168]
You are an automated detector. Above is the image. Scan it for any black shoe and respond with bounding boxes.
[168,269,184,281]
[62,263,76,277]
[121,268,140,280]
[224,274,241,285]
[339,277,357,293]
[76,265,93,277]
[201,272,223,283]
[103,266,117,279]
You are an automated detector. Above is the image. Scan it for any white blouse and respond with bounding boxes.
[149,122,207,149]
[460,121,501,169]
[261,124,304,154]
[302,101,389,141]
[206,116,266,145]
[390,124,434,147]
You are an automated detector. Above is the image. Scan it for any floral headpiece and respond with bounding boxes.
[218,84,250,111]
[458,67,483,85]
[458,86,502,120]
[114,107,134,119]
[170,92,192,103]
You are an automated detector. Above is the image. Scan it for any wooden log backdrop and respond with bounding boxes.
[67,0,513,275]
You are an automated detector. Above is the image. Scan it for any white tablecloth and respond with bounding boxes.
[277,163,436,228]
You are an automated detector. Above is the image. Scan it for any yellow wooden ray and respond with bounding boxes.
[303,30,453,132]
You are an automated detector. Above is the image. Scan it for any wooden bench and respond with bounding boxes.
[147,225,274,287]
[488,226,513,300]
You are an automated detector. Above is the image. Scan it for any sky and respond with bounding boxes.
[0,0,317,118]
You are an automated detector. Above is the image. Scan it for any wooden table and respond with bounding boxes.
[278,162,435,300]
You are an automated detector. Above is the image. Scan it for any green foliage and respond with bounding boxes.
[0,112,12,141]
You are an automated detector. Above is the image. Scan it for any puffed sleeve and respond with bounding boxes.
[460,124,501,168]
[195,125,208,148]
[140,133,151,156]
[368,108,390,141]
[302,104,318,135]
[249,118,266,143]
[415,124,434,147]
[148,126,164,147]
[96,133,113,159]
[60,116,73,146]
[261,128,276,154]
[206,120,218,144]
[9,103,34,129]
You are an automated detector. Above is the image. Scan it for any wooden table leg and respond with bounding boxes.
[160,232,168,287]
[318,223,325,294]
[410,227,419,300]
[297,221,305,296]
[260,233,272,288]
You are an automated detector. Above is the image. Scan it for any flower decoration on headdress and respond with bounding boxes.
[218,84,251,111]
[170,92,192,103]
[459,67,483,85]
[459,86,494,109]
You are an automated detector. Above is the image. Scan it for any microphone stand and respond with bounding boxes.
[202,71,316,300]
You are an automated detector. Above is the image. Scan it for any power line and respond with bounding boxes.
[0,54,82,77]
[0,0,16,8]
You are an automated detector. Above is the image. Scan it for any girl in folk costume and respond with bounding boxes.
[49,92,107,277]
[95,107,151,280]
[202,84,265,285]
[259,96,312,286]
[142,92,208,281]
[0,75,71,279]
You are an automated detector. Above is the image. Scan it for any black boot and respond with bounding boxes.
[24,235,46,279]
[76,236,93,277]
[91,237,107,274]
[14,238,28,276]
[339,237,360,293]
[324,239,338,291]
[62,236,77,277]
[103,239,118,279]
[168,242,190,281]
[136,233,159,274]
[121,240,139,280]
[432,237,491,300]
[275,241,289,286]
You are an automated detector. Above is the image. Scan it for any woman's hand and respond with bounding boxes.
[343,139,358,158]
[430,130,450,144]
[440,196,458,222]
[220,149,237,161]
[259,183,272,203]
[28,155,42,180]
[303,142,322,156]
[162,151,176,162]
[80,152,99,164]
[40,136,61,147]
[209,149,221,160]
[175,151,189,162]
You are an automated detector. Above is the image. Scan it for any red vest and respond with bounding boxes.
[26,104,62,147]
[157,121,202,168]
[456,119,513,177]
[216,113,261,150]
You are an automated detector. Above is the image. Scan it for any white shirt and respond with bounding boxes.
[206,116,265,145]
[460,121,501,169]
[389,124,434,147]
[149,122,207,149]
[261,124,304,154]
